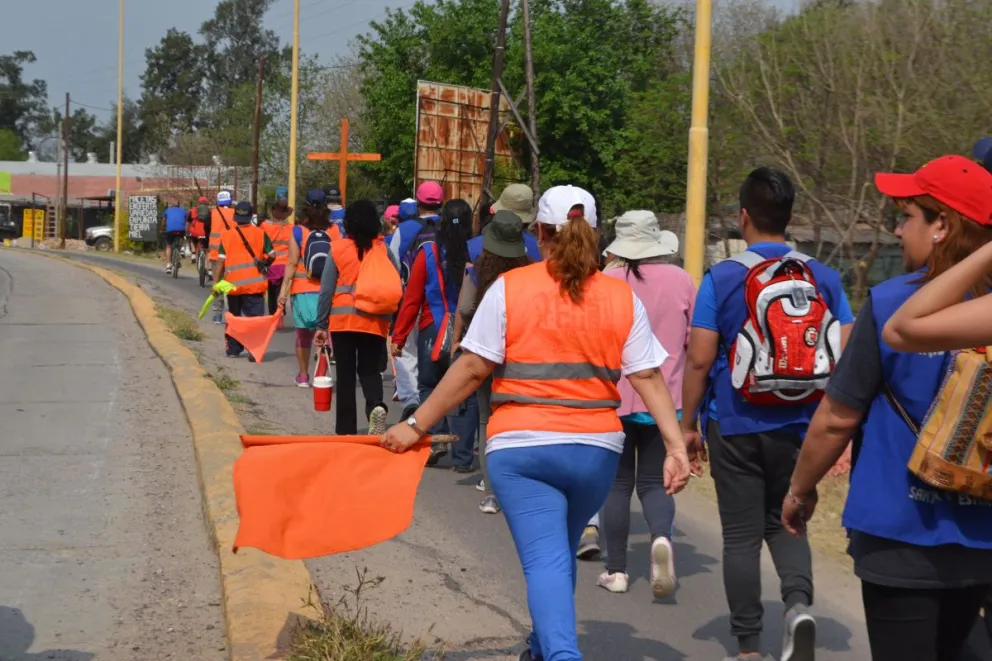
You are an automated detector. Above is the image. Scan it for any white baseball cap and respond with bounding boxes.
[217,190,232,205]
[605,210,679,260]
[536,185,598,228]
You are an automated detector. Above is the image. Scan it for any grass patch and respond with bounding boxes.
[158,306,204,342]
[227,393,254,406]
[290,569,441,661]
[244,422,277,435]
[209,370,240,392]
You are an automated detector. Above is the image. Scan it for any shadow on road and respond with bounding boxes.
[0,606,95,661]
[579,619,688,660]
[692,600,854,657]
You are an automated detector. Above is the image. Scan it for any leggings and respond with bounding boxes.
[489,444,620,661]
[296,328,315,349]
[862,581,990,661]
[477,376,493,491]
[602,420,676,574]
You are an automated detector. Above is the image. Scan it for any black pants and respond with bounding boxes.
[267,279,282,316]
[225,293,265,356]
[707,421,813,654]
[862,582,990,661]
[330,331,387,435]
[602,420,676,574]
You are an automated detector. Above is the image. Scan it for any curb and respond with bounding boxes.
[14,249,312,660]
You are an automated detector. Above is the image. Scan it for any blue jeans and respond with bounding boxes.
[488,444,621,661]
[448,387,479,468]
[416,323,449,434]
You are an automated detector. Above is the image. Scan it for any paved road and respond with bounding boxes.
[0,250,226,661]
[57,250,873,660]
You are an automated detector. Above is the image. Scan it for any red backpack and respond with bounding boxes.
[727,250,842,405]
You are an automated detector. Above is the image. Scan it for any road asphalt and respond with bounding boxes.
[55,249,875,661]
[0,250,226,660]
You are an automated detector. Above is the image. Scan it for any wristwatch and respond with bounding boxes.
[406,416,427,438]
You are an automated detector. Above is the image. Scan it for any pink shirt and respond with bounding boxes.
[603,262,696,414]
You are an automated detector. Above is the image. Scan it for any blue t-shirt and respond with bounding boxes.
[163,207,188,233]
[621,410,681,426]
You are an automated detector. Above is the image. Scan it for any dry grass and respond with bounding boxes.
[158,306,205,342]
[289,568,442,661]
[209,370,239,392]
[687,466,852,564]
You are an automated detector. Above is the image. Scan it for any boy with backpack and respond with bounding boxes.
[680,167,855,661]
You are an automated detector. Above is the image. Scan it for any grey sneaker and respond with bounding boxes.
[782,604,816,661]
[368,406,387,436]
[426,444,448,467]
[576,526,600,560]
[479,495,500,514]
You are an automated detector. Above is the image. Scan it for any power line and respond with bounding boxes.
[71,99,114,112]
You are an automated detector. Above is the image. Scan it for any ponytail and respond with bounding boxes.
[545,217,600,303]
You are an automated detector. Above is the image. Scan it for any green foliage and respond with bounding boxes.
[0,51,48,145]
[0,128,25,160]
[139,28,209,150]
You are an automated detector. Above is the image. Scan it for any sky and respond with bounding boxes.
[7,0,410,119]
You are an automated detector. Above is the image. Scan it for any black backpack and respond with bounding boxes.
[401,216,439,284]
[303,229,332,280]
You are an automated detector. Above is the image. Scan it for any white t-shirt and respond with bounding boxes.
[461,278,669,454]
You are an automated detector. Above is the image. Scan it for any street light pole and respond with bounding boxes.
[113,0,125,253]
[683,0,714,285]
[287,0,300,214]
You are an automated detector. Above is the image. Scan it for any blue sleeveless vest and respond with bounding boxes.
[422,243,459,327]
[709,244,845,436]
[466,233,543,285]
[842,272,992,548]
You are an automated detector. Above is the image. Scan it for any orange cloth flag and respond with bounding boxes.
[233,434,432,559]
[224,312,281,363]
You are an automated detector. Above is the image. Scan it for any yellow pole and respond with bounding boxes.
[113,0,125,253]
[287,0,301,213]
[683,0,714,285]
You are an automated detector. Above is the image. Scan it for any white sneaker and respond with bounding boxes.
[596,571,629,594]
[368,405,388,436]
[650,536,676,599]
[165,264,172,274]
[781,604,816,661]
[476,479,486,492]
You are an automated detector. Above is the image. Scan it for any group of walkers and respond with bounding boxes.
[374,143,992,661]
[191,139,992,661]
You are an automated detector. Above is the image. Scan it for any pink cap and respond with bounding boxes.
[416,181,444,206]
[384,204,401,223]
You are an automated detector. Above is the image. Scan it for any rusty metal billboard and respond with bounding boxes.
[414,80,517,212]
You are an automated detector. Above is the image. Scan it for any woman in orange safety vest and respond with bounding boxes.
[261,205,293,316]
[313,199,400,436]
[381,185,691,661]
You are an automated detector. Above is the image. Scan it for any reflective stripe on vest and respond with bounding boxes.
[208,207,234,259]
[487,262,633,438]
[220,225,268,294]
[328,238,390,337]
[291,227,321,294]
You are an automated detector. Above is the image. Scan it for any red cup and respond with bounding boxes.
[313,376,333,412]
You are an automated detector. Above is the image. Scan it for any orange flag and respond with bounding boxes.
[233,435,433,559]
[224,313,281,363]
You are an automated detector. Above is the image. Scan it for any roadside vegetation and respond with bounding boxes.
[158,306,204,341]
[289,569,442,661]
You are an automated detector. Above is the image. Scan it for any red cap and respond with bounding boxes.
[875,155,992,226]
[416,181,444,206]
[198,196,208,203]
[384,204,400,223]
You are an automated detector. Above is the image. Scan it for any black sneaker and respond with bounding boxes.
[452,465,474,474]
[519,649,543,661]
[426,444,448,467]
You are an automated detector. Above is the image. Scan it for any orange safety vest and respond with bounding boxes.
[208,206,235,261]
[488,262,634,438]
[291,227,322,295]
[188,208,206,238]
[219,223,269,295]
[328,238,391,338]
[262,220,292,267]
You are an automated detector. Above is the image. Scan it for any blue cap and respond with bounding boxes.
[275,186,289,201]
[974,138,992,171]
[398,199,418,221]
[306,189,326,207]
[331,208,346,221]
[234,201,253,223]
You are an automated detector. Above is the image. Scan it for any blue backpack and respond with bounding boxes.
[401,216,440,281]
[303,229,331,280]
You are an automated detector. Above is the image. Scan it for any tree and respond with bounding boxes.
[0,129,25,160]
[0,51,48,148]
[97,98,149,164]
[139,29,209,151]
[199,0,284,114]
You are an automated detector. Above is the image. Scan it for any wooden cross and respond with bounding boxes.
[306,118,381,206]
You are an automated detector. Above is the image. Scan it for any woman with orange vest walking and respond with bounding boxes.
[277,191,333,387]
[213,201,273,358]
[261,200,293,316]
[380,186,692,661]
[208,191,236,324]
[314,200,399,435]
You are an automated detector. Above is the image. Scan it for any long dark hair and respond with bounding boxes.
[437,199,473,285]
[303,205,330,230]
[475,251,532,306]
[344,199,382,259]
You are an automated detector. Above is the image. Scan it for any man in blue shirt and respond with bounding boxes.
[680,168,855,661]
[162,201,188,275]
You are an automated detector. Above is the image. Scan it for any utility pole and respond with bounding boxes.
[521,0,539,203]
[61,93,71,249]
[287,0,301,211]
[481,0,541,221]
[252,56,265,211]
[683,0,714,284]
[113,0,124,253]
[481,0,511,215]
